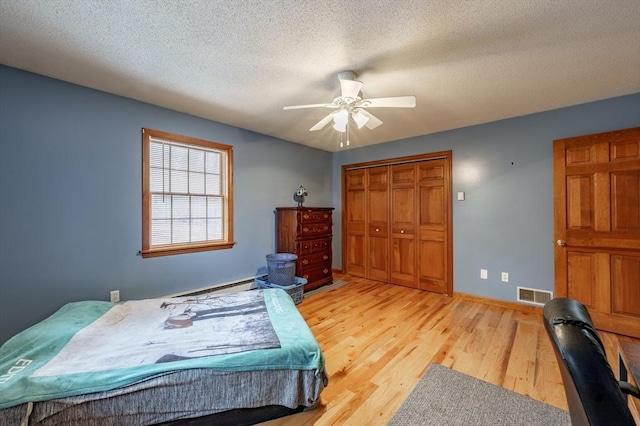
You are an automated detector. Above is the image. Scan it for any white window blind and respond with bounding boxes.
[148,137,226,246]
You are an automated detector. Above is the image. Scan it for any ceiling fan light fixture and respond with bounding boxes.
[333,109,348,132]
[352,110,370,129]
[333,121,347,132]
[284,70,416,138]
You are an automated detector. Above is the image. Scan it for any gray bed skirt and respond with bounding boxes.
[1,367,327,426]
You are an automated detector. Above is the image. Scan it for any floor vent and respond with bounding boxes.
[517,286,553,306]
[166,277,256,298]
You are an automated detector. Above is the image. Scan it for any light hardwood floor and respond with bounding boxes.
[262,274,633,426]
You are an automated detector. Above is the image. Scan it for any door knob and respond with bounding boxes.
[556,239,567,247]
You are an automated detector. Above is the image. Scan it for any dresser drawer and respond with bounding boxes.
[299,265,332,284]
[298,222,331,237]
[298,238,331,255]
[298,210,332,224]
[298,251,331,271]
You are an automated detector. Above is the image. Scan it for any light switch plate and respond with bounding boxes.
[501,272,509,282]
[457,191,465,201]
[480,269,488,279]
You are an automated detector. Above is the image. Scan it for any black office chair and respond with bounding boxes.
[543,297,639,426]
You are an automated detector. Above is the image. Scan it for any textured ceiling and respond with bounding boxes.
[1,0,639,152]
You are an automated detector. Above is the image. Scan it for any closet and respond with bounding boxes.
[343,151,452,295]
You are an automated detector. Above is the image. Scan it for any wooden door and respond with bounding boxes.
[417,159,451,294]
[345,169,366,277]
[367,167,390,282]
[342,151,453,295]
[390,163,417,288]
[554,127,640,338]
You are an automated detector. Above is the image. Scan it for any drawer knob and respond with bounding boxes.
[376,228,379,232]
[323,268,329,274]
[303,259,309,265]
[323,255,328,260]
[400,230,404,234]
[303,227,309,232]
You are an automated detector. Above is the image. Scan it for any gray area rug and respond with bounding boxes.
[305,280,348,298]
[388,363,570,426]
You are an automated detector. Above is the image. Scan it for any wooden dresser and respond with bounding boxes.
[276,207,334,291]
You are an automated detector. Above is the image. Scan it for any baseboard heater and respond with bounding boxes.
[517,286,553,306]
[165,277,257,298]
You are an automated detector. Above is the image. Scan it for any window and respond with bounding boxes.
[141,128,234,258]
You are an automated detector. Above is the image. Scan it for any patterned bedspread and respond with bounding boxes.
[0,289,324,409]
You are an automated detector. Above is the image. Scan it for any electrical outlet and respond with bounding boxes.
[480,269,488,279]
[110,290,120,303]
[501,272,509,282]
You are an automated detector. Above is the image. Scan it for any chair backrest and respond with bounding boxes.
[543,297,635,426]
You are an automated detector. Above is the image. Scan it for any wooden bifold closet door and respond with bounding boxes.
[343,151,452,295]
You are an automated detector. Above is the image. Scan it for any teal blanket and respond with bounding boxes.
[0,289,324,409]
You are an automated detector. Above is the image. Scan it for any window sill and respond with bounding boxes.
[141,242,236,258]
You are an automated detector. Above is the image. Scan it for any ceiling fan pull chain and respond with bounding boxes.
[346,123,350,146]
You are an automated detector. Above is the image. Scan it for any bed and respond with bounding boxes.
[0,288,327,425]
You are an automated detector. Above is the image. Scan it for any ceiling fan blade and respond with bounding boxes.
[359,95,416,108]
[309,112,335,131]
[340,79,363,99]
[283,103,335,110]
[358,109,383,130]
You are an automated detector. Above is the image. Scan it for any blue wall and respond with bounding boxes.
[0,66,333,343]
[332,93,640,302]
[1,64,639,345]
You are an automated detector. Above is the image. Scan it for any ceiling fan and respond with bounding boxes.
[283,71,416,135]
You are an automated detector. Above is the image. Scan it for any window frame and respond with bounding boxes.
[141,128,234,258]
